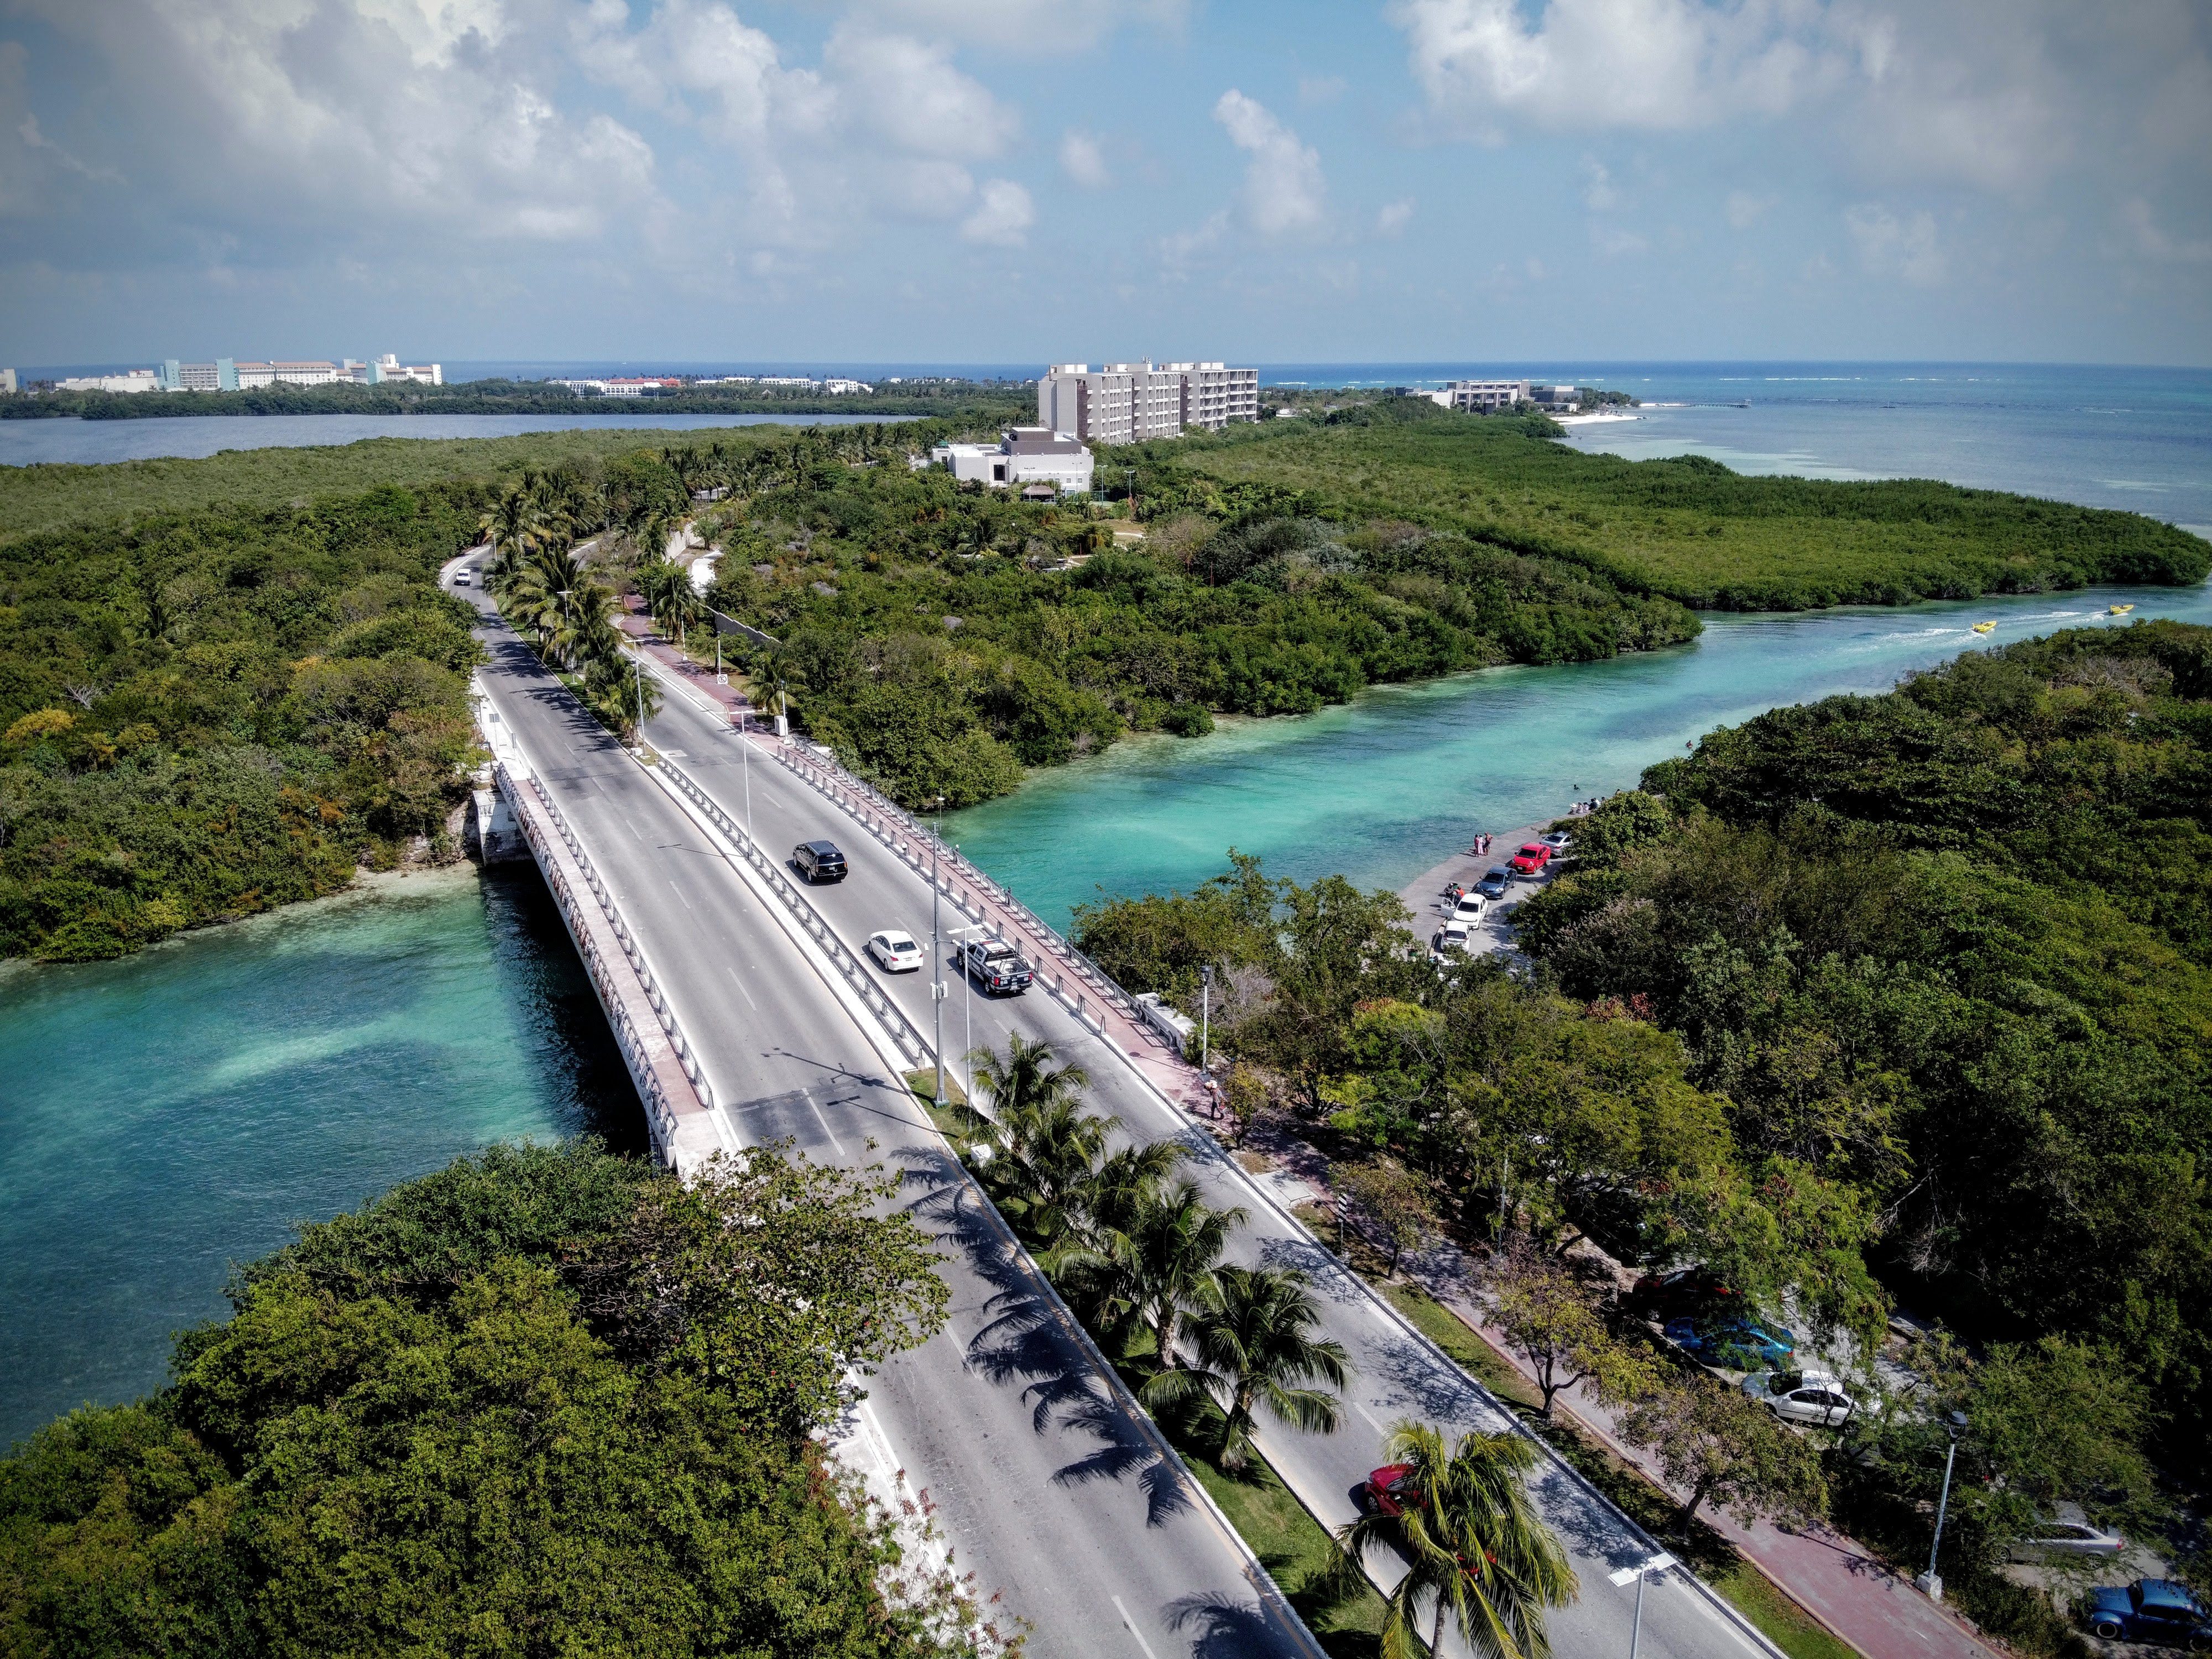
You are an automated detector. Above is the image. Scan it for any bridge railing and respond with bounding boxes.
[653,751,933,1072]
[495,761,691,1160]
[767,744,1171,1053]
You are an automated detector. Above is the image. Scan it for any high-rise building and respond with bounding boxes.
[1426,379,1531,413]
[0,369,16,395]
[1038,359,1259,444]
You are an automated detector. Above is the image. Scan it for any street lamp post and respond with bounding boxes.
[1200,963,1212,1073]
[1916,1411,1969,1601]
[949,923,984,1101]
[633,654,646,748]
[930,795,948,1108]
[1609,1552,1675,1659]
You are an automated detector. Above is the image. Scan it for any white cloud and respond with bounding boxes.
[1582,156,1621,211]
[961,177,1035,244]
[1060,129,1111,187]
[834,0,1188,54]
[1591,223,1647,257]
[1376,198,1415,237]
[1389,0,1851,135]
[1725,189,1773,229]
[1159,208,1229,275]
[823,25,1018,161]
[1213,88,1324,236]
[1845,203,1946,285]
[2118,199,2212,264]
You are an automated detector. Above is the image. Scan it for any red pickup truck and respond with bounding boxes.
[1507,842,1553,877]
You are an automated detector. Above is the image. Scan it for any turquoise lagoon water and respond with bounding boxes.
[945,581,2212,930]
[0,867,638,1448]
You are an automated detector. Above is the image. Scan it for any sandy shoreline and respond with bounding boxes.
[1396,810,1582,958]
[1552,410,1641,426]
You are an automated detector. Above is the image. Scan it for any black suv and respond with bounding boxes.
[792,841,848,883]
[959,937,1033,995]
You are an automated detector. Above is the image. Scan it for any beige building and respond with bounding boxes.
[1039,359,1259,444]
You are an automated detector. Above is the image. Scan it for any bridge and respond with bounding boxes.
[450,550,1784,1659]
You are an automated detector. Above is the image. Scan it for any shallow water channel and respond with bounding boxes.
[3,577,2209,1448]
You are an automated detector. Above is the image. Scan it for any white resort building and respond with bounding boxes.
[1037,360,1259,444]
[931,427,1095,497]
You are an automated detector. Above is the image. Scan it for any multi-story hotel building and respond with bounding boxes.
[1038,359,1260,444]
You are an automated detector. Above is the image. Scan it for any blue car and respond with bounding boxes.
[1474,868,1512,901]
[1663,1313,1797,1370]
[2086,1580,2212,1648]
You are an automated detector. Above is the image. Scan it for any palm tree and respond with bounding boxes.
[640,556,707,647]
[1097,1179,1245,1368]
[1141,1264,1350,1472]
[1332,1421,1578,1659]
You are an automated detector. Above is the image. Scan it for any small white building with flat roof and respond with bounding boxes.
[931,427,1094,495]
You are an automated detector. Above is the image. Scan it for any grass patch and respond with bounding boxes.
[904,1068,969,1109]
[1713,1563,1861,1659]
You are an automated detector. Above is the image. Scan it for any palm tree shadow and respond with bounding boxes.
[1165,1592,1312,1658]
[890,1141,1194,1527]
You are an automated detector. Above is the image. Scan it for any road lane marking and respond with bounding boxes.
[724,966,758,1010]
[806,1094,847,1157]
[1110,1597,1161,1659]
[668,879,693,912]
[623,815,643,840]
[1354,1401,1386,1433]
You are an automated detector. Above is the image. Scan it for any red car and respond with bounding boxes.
[1507,842,1553,876]
[1367,1462,1421,1517]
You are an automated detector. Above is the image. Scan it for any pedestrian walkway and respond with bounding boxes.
[1399,1248,2005,1659]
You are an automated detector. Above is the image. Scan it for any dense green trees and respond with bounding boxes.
[1150,400,2210,611]
[0,485,487,959]
[0,1141,966,1659]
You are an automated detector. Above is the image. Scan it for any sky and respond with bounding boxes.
[2,0,2209,368]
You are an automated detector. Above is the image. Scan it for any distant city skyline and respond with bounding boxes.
[3,2,2208,367]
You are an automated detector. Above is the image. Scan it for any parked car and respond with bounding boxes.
[1451,893,1488,924]
[1630,1266,1744,1318]
[959,937,1032,995]
[1508,842,1553,877]
[1433,921,1473,959]
[1741,1368,1863,1427]
[2085,1580,2211,1648]
[2007,1505,2125,1562]
[867,930,925,973]
[792,841,847,882]
[1474,868,1512,901]
[1665,1313,1796,1370]
[1539,831,1573,852]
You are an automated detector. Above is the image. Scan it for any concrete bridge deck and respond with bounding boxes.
[453,560,1316,1659]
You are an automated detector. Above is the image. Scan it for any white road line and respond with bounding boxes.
[724,966,758,1010]
[668,879,693,912]
[806,1095,847,1157]
[1111,1597,1162,1659]
[622,815,643,840]
[1354,1401,1386,1433]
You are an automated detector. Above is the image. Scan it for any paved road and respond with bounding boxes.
[452,560,1313,1659]
[627,648,1778,1659]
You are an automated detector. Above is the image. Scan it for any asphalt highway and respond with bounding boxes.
[628,645,1777,1659]
[452,562,1315,1659]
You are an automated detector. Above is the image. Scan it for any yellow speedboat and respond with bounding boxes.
[1971,621,1997,634]
[2109,603,2134,615]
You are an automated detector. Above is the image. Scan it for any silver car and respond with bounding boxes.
[1740,1368,1861,1426]
[2006,1505,2126,1562]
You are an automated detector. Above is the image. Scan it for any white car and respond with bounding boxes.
[1452,893,1488,924]
[867,930,925,973]
[1740,1369,1862,1427]
[1432,921,1473,959]
[453,568,473,587]
[1540,831,1572,852]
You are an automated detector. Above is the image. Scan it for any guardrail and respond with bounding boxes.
[497,761,718,1146]
[768,745,1171,1053]
[651,750,934,1071]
